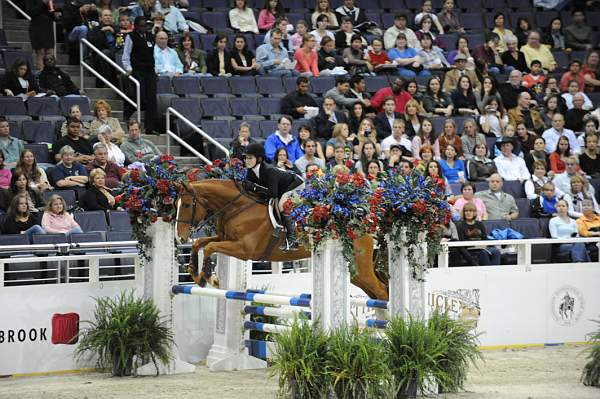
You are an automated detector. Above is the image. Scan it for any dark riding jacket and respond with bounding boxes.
[246,163,302,199]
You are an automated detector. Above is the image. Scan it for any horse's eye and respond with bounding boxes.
[182,204,190,208]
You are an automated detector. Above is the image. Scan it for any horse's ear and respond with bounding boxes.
[174,182,185,193]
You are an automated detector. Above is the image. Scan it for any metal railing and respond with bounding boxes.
[80,38,141,124]
[5,0,57,56]
[166,107,230,165]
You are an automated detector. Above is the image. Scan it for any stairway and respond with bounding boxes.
[1,4,201,168]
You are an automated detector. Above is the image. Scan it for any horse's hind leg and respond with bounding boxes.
[187,236,220,285]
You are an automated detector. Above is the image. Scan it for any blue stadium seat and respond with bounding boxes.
[258,97,282,117]
[203,0,229,9]
[7,119,26,141]
[483,0,505,9]
[283,0,306,11]
[230,97,260,117]
[70,231,105,243]
[457,0,482,10]
[364,75,390,94]
[22,120,55,144]
[511,218,543,238]
[107,230,134,241]
[201,76,232,96]
[506,0,532,10]
[2,50,35,72]
[43,190,77,210]
[201,120,231,137]
[382,13,396,29]
[231,120,261,137]
[156,75,172,93]
[24,144,52,164]
[256,76,284,95]
[201,11,232,33]
[502,180,525,199]
[405,0,423,12]
[74,211,109,232]
[286,12,306,26]
[59,96,91,116]
[32,233,68,244]
[380,0,405,11]
[438,33,458,50]
[108,211,132,231]
[200,34,217,50]
[0,234,30,246]
[463,33,485,48]
[310,76,335,94]
[535,11,558,29]
[365,13,382,27]
[473,181,488,193]
[461,13,485,31]
[27,97,61,117]
[171,97,203,125]
[450,183,462,195]
[0,97,27,116]
[282,76,298,93]
[201,98,232,117]
[515,198,531,218]
[229,76,259,96]
[259,120,278,137]
[482,220,509,235]
[172,76,203,96]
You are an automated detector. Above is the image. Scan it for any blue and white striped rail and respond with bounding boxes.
[244,321,292,334]
[171,285,311,307]
[350,297,388,310]
[243,305,311,319]
[246,289,311,299]
[359,319,388,329]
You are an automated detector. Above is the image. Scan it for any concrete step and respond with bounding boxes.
[5,30,31,42]
[156,144,180,156]
[143,135,168,145]
[6,41,32,51]
[82,88,119,100]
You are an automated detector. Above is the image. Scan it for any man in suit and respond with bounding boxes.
[443,53,481,92]
[313,96,348,140]
[243,143,303,250]
[374,96,402,141]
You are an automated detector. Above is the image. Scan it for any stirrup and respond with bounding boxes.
[279,238,299,251]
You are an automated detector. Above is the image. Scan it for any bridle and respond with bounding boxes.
[175,187,204,228]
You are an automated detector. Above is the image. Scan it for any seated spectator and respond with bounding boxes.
[38,55,80,97]
[416,15,442,48]
[500,35,529,74]
[371,78,412,115]
[154,0,187,34]
[230,122,256,159]
[80,168,117,211]
[294,34,320,77]
[576,198,600,239]
[453,182,488,220]
[415,145,435,173]
[1,59,40,100]
[154,31,184,77]
[0,150,11,189]
[342,34,373,76]
[530,181,562,218]
[290,20,310,52]
[443,54,480,93]
[543,18,566,51]
[582,50,600,93]
[525,160,552,200]
[95,125,125,167]
[230,35,259,76]
[264,116,303,162]
[325,123,354,159]
[447,36,475,70]
[437,0,463,34]
[317,36,344,73]
[1,193,45,237]
[411,118,436,159]
[417,33,450,75]
[480,98,509,138]
[120,121,161,164]
[381,119,412,160]
[542,113,580,154]
[549,199,589,262]
[498,70,529,110]
[335,0,373,34]
[15,149,50,192]
[384,14,419,51]
[508,92,545,134]
[256,28,297,76]
[89,100,125,143]
[85,143,123,189]
[541,94,566,130]
[346,75,373,113]
[474,173,519,220]
[467,143,497,181]
[314,97,348,140]
[493,136,530,182]
[423,76,453,117]
[295,138,325,173]
[473,33,504,75]
[492,12,513,53]
[520,31,557,73]
[564,9,593,51]
[325,76,364,112]
[85,10,118,85]
[348,102,365,135]
[281,77,318,119]
[403,99,424,139]
[461,120,486,161]
[49,146,89,189]
[61,105,92,138]
[367,159,385,183]
[579,131,600,177]
[388,33,428,79]
[456,203,500,266]
[206,34,233,77]
[543,77,562,104]
[354,118,381,156]
[440,144,466,184]
[565,94,591,133]
[54,118,94,164]
[476,77,503,113]
[273,148,300,174]
[522,60,546,98]
[549,136,574,174]
[327,143,351,170]
[311,0,338,30]
[562,81,593,111]
[229,0,259,34]
[264,18,293,50]
[334,16,364,50]
[435,119,462,159]
[0,118,24,167]
[566,175,600,218]
[516,17,533,47]
[297,125,325,161]
[367,38,394,74]
[554,156,588,196]
[310,14,335,46]
[355,141,383,177]
[0,170,45,213]
[516,122,537,155]
[560,60,586,93]
[257,0,284,32]
[415,0,444,34]
[451,76,479,117]
[374,97,402,140]
[176,32,208,75]
[41,194,83,236]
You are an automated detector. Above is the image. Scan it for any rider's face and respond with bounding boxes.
[245,155,257,168]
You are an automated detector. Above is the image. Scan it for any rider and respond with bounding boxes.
[243,143,303,250]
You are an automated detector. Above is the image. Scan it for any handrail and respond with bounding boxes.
[0,241,138,252]
[4,0,57,56]
[79,38,141,124]
[166,107,230,166]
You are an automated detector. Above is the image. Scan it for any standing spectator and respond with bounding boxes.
[120,121,161,164]
[258,0,284,32]
[206,35,233,77]
[542,113,580,154]
[437,0,463,34]
[311,0,338,30]
[26,0,55,70]
[0,151,12,190]
[230,122,256,159]
[550,199,589,262]
[443,53,480,93]
[422,76,453,117]
[0,118,25,167]
[388,33,428,79]
[15,149,50,192]
[508,92,544,133]
[501,36,529,74]
[256,29,296,76]
[89,100,126,143]
[264,116,303,162]
[543,18,566,51]
[374,97,402,140]
[371,78,413,114]
[294,34,320,77]
[473,33,503,75]
[384,14,419,51]
[520,31,557,73]
[564,9,593,51]
[460,120,486,160]
[313,97,348,140]
[1,59,40,100]
[310,14,335,47]
[48,146,89,189]
[475,173,519,220]
[1,194,45,237]
[38,55,80,97]
[54,118,94,164]
[122,16,158,135]
[176,32,208,75]
[493,136,530,181]
[467,143,497,181]
[41,195,83,236]
[456,203,501,266]
[414,0,444,34]
[451,76,479,117]
[80,169,117,211]
[440,144,466,184]
[85,143,123,189]
[280,77,318,119]
[153,31,183,76]
[229,0,259,34]
[230,35,259,76]
[96,125,125,166]
[491,12,514,53]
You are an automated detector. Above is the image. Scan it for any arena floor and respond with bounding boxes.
[0,345,597,399]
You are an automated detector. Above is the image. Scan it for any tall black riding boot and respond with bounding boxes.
[279,214,298,251]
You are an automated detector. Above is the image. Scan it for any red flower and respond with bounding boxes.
[347,229,357,240]
[230,158,239,167]
[214,159,223,167]
[151,215,158,223]
[351,173,365,188]
[156,179,170,194]
[163,195,174,204]
[204,164,213,173]
[345,159,353,169]
[160,154,174,163]
[336,171,351,185]
[114,194,123,203]
[312,205,330,223]
[130,169,140,182]
[282,198,294,215]
[187,168,200,182]
[412,199,427,215]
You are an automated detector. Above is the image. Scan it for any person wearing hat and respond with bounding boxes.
[442,52,480,92]
[493,136,530,182]
[243,143,304,250]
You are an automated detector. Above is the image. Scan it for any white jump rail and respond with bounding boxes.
[4,0,57,56]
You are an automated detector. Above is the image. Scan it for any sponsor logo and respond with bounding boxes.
[428,289,481,327]
[0,328,48,343]
[551,286,584,326]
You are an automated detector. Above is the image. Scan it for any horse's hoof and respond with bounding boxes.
[209,276,220,288]
[198,272,207,287]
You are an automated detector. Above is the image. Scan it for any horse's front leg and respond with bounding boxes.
[187,236,220,286]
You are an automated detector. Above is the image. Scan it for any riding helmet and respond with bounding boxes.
[245,143,266,160]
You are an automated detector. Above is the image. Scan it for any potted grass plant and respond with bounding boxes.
[75,290,175,376]
[582,318,600,387]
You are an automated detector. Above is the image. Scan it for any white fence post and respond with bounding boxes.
[311,240,349,331]
[206,253,267,371]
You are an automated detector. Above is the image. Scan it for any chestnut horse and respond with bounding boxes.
[174,179,389,300]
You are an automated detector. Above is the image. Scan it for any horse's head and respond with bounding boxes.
[175,182,208,244]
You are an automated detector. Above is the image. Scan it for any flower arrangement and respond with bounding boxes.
[370,171,452,280]
[284,170,375,275]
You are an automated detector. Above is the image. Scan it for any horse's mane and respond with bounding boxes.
[190,178,267,205]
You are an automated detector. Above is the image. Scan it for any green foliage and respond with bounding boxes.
[582,318,600,387]
[270,317,330,399]
[427,311,482,392]
[75,290,174,376]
